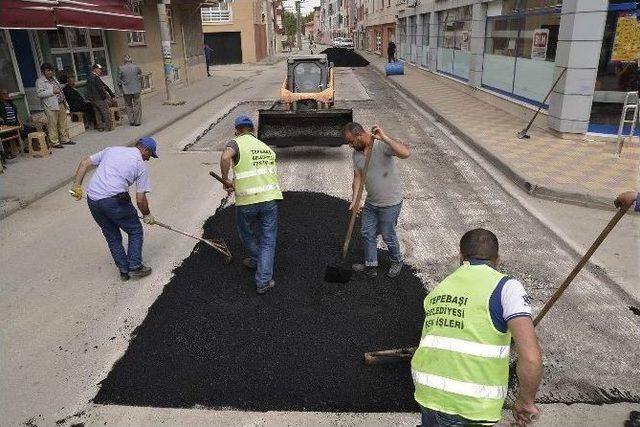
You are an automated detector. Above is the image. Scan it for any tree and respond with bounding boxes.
[283,9,315,39]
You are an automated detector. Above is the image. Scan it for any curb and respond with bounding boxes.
[367,60,615,211]
[0,77,248,221]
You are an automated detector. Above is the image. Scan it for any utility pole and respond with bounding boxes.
[157,0,184,105]
[295,0,302,50]
[264,0,274,57]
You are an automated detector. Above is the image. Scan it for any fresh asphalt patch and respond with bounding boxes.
[321,48,370,67]
[94,191,426,412]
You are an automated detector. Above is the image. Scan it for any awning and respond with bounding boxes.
[0,0,58,29]
[54,0,144,31]
[0,0,144,31]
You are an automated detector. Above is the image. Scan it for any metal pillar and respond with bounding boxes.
[264,0,274,57]
[157,0,184,105]
[295,0,302,50]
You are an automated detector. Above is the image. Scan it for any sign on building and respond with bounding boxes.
[611,13,640,62]
[531,28,549,60]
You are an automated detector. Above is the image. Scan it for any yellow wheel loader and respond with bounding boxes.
[257,54,353,146]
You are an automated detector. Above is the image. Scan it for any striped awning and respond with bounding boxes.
[0,0,144,31]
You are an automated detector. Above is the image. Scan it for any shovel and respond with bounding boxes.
[324,137,374,283]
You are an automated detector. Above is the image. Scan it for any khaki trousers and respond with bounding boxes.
[124,93,142,125]
[92,99,113,131]
[44,108,70,145]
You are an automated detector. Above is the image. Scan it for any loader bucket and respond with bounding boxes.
[258,108,353,147]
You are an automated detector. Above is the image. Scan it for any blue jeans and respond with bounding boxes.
[361,201,402,267]
[421,407,493,426]
[235,200,278,287]
[88,196,143,274]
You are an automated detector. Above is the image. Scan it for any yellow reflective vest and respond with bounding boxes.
[411,262,511,423]
[232,134,283,206]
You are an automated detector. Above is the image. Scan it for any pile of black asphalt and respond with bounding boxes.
[94,191,426,412]
[321,48,370,67]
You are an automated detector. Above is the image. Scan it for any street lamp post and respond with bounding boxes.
[295,0,302,50]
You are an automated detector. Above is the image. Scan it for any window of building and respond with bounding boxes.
[421,13,429,47]
[201,3,232,23]
[482,2,560,104]
[166,5,175,42]
[398,17,406,60]
[0,31,20,94]
[37,28,110,82]
[437,6,472,80]
[589,3,639,134]
[128,3,146,46]
[409,15,417,45]
[141,72,153,92]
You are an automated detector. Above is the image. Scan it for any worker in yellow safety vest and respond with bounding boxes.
[412,228,542,426]
[220,115,283,294]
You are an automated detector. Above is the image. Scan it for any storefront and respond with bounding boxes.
[482,0,561,106]
[589,2,639,135]
[0,0,143,116]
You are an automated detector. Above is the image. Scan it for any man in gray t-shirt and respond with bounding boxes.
[344,122,411,278]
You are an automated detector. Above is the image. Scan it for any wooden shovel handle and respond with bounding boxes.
[342,140,374,260]
[209,171,233,188]
[533,204,631,326]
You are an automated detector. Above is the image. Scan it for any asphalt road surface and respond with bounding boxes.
[1,59,638,426]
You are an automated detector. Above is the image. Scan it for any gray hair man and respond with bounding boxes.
[117,54,143,126]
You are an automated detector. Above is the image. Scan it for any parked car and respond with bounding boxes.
[332,37,355,49]
[341,38,355,49]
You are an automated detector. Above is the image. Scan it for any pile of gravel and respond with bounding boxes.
[95,192,425,412]
[321,48,370,68]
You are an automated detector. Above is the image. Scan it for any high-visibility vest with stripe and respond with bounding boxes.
[411,263,511,423]
[232,134,283,206]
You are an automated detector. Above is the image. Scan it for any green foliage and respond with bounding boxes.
[283,10,314,38]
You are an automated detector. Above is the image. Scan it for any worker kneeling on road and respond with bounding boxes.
[220,115,283,294]
[70,137,158,281]
[412,228,542,427]
[344,122,410,278]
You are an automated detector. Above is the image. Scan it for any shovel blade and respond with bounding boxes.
[324,264,353,283]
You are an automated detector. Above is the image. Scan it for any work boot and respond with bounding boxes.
[120,272,130,281]
[387,261,403,278]
[256,280,275,295]
[129,265,152,279]
[62,140,76,145]
[242,257,257,270]
[352,263,377,278]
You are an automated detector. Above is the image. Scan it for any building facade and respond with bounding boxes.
[1,0,207,119]
[359,0,398,57]
[396,0,639,135]
[201,0,275,64]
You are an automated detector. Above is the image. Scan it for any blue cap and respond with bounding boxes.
[234,115,254,128]
[138,136,158,158]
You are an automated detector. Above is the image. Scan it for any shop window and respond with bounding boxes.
[590,6,639,134]
[44,29,67,50]
[481,7,560,104]
[37,29,109,82]
[421,13,429,47]
[0,31,20,94]
[437,6,472,80]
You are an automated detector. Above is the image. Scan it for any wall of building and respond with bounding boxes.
[202,0,263,64]
[108,0,206,98]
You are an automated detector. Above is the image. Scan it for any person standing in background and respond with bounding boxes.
[117,55,143,127]
[35,63,76,148]
[87,64,114,132]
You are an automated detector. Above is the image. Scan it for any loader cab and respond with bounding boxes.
[286,55,330,93]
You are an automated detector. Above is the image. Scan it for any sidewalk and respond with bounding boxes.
[0,71,247,219]
[360,50,640,209]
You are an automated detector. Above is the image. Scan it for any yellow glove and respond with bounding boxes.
[142,214,156,225]
[69,186,83,200]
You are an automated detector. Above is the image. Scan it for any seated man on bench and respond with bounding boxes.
[62,75,96,128]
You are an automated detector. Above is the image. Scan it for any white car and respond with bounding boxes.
[332,37,355,49]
